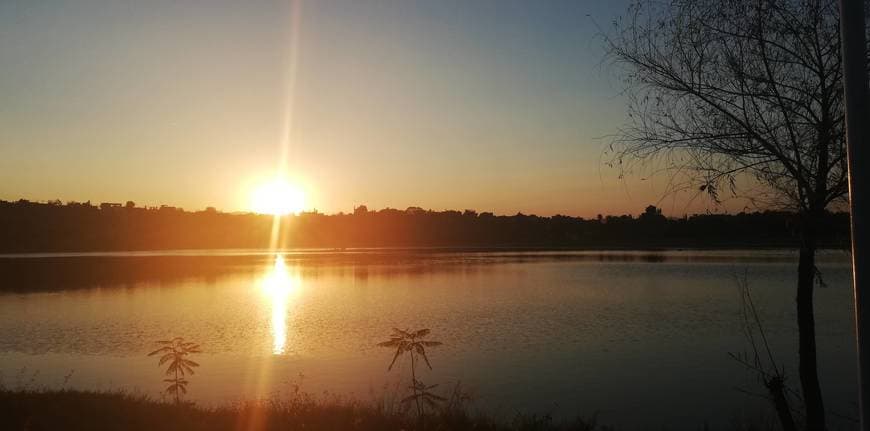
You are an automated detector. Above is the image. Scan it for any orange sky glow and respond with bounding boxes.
[0,0,750,218]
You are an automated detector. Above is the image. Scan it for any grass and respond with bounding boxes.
[0,331,788,430]
[0,387,611,431]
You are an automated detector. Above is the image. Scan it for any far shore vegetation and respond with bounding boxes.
[0,198,850,252]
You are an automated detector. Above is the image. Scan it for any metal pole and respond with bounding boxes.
[839,0,870,428]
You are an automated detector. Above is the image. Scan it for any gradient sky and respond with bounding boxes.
[0,0,729,217]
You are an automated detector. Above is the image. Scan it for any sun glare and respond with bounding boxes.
[251,179,306,215]
[260,255,301,355]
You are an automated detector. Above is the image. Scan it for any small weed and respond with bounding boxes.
[148,337,201,403]
[378,328,443,423]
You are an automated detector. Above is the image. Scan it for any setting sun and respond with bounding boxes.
[250,179,306,215]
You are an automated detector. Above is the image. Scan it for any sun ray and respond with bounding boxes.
[243,3,305,431]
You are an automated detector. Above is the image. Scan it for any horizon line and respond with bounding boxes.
[1,196,819,219]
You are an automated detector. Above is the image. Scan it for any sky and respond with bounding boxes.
[0,0,729,217]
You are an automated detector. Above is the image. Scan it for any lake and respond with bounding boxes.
[0,249,858,429]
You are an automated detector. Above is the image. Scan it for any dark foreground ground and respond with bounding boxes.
[0,389,623,431]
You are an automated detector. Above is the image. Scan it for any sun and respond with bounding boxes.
[250,179,306,215]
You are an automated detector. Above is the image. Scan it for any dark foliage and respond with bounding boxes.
[0,389,612,431]
[0,199,850,252]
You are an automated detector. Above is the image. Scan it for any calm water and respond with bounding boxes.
[0,250,858,429]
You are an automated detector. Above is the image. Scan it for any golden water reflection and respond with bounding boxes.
[259,255,301,354]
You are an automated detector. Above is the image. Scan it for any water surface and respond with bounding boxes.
[0,250,857,429]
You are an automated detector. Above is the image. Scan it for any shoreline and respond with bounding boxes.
[0,243,852,259]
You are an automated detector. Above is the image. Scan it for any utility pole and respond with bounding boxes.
[839,0,870,428]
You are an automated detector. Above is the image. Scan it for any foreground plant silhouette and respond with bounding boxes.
[148,337,201,403]
[378,328,444,422]
[730,275,797,431]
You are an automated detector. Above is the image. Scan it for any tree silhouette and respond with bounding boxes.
[148,337,201,403]
[606,1,851,429]
[0,198,850,253]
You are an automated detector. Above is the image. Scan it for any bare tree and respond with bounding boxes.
[605,1,859,429]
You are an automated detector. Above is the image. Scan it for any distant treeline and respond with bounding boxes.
[0,199,851,252]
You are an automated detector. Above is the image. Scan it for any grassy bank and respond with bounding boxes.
[0,388,612,431]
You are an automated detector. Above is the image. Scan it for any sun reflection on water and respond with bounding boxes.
[260,255,301,355]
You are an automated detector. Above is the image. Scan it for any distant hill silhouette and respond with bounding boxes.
[0,199,851,253]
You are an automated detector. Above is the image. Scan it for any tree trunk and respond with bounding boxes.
[798,213,825,431]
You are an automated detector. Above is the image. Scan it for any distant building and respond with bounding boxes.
[100,202,122,210]
[639,205,666,222]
